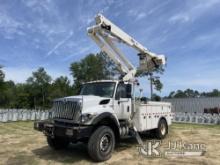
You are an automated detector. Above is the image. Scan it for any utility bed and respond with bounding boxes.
[133,101,172,132]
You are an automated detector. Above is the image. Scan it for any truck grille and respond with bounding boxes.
[52,100,81,121]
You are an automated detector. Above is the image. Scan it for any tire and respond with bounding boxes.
[155,119,168,139]
[88,126,115,162]
[47,136,69,150]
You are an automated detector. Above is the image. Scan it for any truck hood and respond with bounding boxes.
[52,95,114,123]
[61,95,112,112]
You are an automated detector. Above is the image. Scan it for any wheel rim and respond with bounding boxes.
[100,134,111,153]
[160,123,166,135]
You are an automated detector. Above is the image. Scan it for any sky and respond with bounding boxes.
[0,0,220,97]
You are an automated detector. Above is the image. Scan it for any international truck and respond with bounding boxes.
[34,14,172,162]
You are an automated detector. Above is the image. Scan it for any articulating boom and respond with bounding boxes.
[87,14,166,81]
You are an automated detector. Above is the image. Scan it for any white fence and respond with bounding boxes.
[174,112,220,125]
[1,109,220,125]
[0,109,50,123]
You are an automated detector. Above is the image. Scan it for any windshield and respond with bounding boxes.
[80,82,116,98]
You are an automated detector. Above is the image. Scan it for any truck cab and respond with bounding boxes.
[79,80,132,122]
[49,80,133,124]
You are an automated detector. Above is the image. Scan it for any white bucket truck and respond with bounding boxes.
[34,14,172,162]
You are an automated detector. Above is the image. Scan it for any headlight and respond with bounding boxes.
[80,113,94,123]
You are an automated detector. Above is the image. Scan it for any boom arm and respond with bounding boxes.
[87,14,166,81]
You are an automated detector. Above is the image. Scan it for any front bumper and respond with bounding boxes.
[34,120,93,141]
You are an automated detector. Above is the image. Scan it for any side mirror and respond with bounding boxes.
[126,84,132,98]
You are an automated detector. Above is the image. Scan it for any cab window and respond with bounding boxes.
[115,83,128,100]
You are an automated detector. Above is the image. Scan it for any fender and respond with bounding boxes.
[92,112,120,127]
[91,112,120,140]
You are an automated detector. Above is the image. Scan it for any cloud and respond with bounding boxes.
[194,30,220,43]
[4,67,33,83]
[4,66,72,83]
[169,14,190,23]
[147,1,170,15]
[0,12,24,39]
[136,12,147,20]
[62,44,96,61]
[46,31,74,57]
[169,0,220,23]
[128,10,147,21]
[164,76,220,89]
[177,29,220,51]
[22,0,55,14]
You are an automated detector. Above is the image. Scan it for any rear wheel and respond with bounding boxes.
[47,136,69,150]
[88,126,115,162]
[156,119,168,139]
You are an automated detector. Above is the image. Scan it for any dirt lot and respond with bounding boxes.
[0,122,220,165]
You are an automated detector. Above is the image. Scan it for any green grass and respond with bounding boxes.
[0,121,220,164]
[6,152,38,165]
[0,121,35,135]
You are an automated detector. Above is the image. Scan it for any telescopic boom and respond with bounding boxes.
[87,14,166,81]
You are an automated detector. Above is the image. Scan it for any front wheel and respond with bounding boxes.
[88,126,115,162]
[155,119,168,139]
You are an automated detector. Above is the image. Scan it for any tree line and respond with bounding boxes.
[1,51,217,109]
[0,52,120,109]
[165,89,220,99]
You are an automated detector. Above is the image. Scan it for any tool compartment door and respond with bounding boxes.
[133,104,152,132]
[149,101,172,129]
[133,102,172,132]
[145,105,152,130]
[151,104,161,129]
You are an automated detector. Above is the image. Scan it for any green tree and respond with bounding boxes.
[98,51,120,79]
[0,65,5,90]
[152,77,163,92]
[152,93,161,101]
[27,67,52,109]
[136,65,165,100]
[0,65,4,82]
[50,76,73,98]
[210,89,220,97]
[201,89,220,97]
[70,52,119,92]
[184,89,200,98]
[14,83,30,108]
[0,81,17,108]
[168,91,175,98]
[173,90,187,98]
[166,89,201,98]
